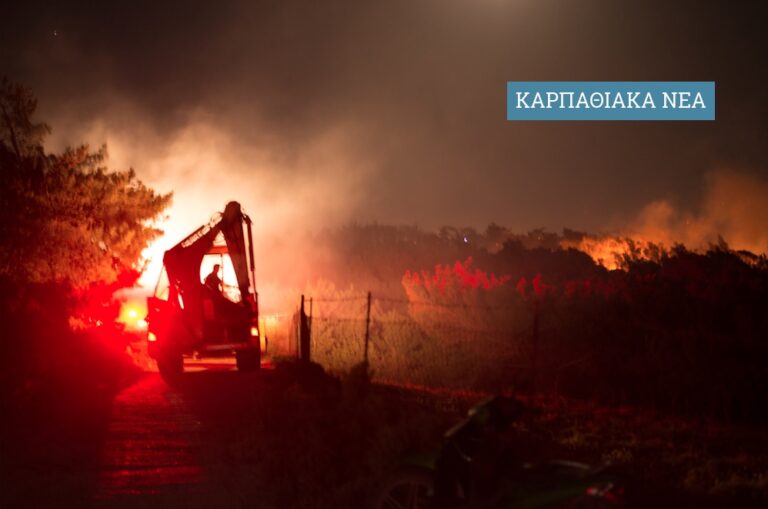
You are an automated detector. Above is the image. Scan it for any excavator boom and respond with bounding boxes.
[146,201,262,376]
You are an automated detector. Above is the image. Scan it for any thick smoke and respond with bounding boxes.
[567,170,768,269]
[12,0,768,240]
[8,0,768,300]
[44,99,373,309]
[630,170,768,254]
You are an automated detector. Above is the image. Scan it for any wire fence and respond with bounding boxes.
[265,279,768,422]
[287,291,589,394]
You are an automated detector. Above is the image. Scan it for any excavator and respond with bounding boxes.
[145,201,262,377]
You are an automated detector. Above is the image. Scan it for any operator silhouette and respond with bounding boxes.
[204,264,222,293]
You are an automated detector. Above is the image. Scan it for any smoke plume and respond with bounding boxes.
[630,170,768,254]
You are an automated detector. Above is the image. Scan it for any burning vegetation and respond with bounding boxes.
[4,77,768,425]
[297,222,768,424]
[2,77,768,506]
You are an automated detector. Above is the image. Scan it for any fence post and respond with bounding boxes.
[299,294,311,363]
[308,297,313,336]
[364,291,372,364]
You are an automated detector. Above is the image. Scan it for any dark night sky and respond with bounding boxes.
[2,0,767,237]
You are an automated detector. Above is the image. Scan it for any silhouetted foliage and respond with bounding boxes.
[0,79,167,434]
[309,223,768,423]
[0,78,171,288]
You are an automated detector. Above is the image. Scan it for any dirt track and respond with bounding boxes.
[94,373,213,506]
[93,360,264,508]
[5,359,269,509]
[7,358,760,509]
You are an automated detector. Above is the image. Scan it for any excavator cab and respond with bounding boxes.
[145,201,262,377]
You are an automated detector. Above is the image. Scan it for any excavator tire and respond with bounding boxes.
[158,351,184,381]
[236,348,261,371]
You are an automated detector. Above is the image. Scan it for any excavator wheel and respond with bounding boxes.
[236,348,261,371]
[157,351,184,381]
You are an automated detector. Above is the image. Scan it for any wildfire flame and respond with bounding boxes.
[561,236,648,271]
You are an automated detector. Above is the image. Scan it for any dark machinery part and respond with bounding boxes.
[146,201,261,377]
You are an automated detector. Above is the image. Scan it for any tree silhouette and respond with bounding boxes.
[0,78,171,288]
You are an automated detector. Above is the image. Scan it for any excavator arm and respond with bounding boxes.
[146,201,261,375]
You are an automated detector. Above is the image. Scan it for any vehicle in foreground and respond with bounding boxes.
[145,201,263,378]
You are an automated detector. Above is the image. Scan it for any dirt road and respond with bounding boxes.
[13,356,754,509]
[94,373,208,505]
[92,359,260,508]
